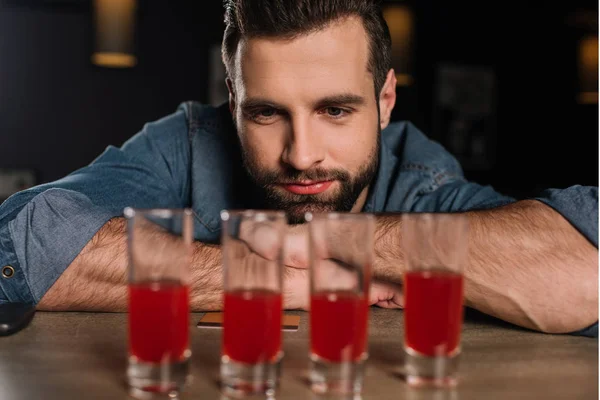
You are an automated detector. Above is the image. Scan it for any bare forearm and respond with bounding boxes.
[189,242,222,311]
[373,214,404,283]
[372,201,598,333]
[465,200,598,333]
[37,218,129,311]
[38,217,224,312]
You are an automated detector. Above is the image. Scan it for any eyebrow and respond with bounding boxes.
[315,94,366,108]
[240,93,366,112]
[240,98,280,111]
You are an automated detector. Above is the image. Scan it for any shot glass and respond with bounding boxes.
[125,208,194,399]
[306,212,374,396]
[220,210,286,398]
[401,212,469,388]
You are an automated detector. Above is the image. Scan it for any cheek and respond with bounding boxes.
[240,123,287,167]
[320,115,378,172]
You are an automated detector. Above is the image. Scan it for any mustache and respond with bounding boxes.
[253,167,350,186]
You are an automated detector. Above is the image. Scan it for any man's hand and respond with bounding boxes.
[282,223,381,273]
[282,266,403,310]
[284,223,404,310]
[237,219,404,310]
[370,280,403,309]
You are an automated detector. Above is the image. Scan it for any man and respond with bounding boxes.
[0,0,597,337]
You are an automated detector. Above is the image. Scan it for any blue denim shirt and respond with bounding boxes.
[0,102,597,336]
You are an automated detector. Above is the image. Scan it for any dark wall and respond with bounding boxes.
[0,0,223,183]
[0,0,597,199]
[395,1,599,198]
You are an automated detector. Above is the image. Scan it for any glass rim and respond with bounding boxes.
[304,211,375,222]
[220,209,286,222]
[123,207,193,219]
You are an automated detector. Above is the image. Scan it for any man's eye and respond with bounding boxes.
[246,107,279,123]
[322,107,349,118]
[327,107,343,116]
[257,108,276,118]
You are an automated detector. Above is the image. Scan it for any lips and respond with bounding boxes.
[280,180,334,195]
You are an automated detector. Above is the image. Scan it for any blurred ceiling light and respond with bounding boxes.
[577,35,598,104]
[383,4,414,86]
[91,0,137,68]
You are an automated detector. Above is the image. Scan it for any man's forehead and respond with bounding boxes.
[233,16,373,98]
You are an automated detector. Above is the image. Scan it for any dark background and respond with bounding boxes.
[0,0,597,200]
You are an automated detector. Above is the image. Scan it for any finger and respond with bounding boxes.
[311,259,358,292]
[374,300,404,309]
[237,219,282,261]
[369,280,404,308]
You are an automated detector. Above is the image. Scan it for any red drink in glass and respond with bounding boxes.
[219,210,286,398]
[404,270,463,356]
[223,289,283,364]
[310,290,368,362]
[129,280,190,363]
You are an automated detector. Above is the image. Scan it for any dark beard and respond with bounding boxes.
[242,133,380,224]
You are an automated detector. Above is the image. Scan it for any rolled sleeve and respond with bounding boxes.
[7,189,117,303]
[533,185,598,247]
[0,107,191,304]
[0,223,33,304]
[412,178,516,212]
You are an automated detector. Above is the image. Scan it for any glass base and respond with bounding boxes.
[309,353,367,395]
[404,347,460,388]
[220,352,283,398]
[127,351,191,399]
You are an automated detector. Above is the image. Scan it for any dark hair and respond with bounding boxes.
[222,0,392,97]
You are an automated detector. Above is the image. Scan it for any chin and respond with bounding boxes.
[285,203,338,224]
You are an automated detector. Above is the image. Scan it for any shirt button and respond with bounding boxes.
[2,266,15,279]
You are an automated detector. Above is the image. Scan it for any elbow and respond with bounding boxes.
[531,305,598,336]
[530,269,598,335]
[537,228,599,335]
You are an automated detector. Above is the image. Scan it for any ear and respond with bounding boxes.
[226,78,236,115]
[378,69,397,130]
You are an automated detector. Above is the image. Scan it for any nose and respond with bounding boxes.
[281,116,325,171]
